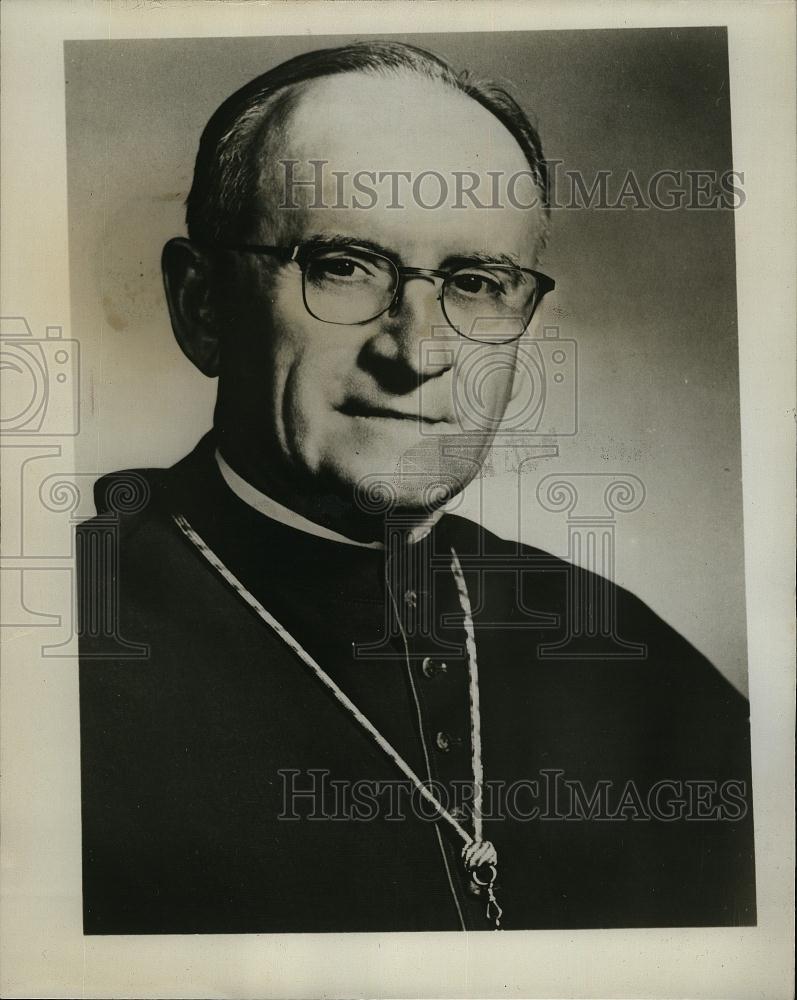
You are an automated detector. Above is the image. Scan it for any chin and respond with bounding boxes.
[318,443,472,519]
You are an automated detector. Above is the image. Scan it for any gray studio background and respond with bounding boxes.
[65,29,748,693]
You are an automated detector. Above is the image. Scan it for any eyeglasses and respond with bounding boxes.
[215,241,555,345]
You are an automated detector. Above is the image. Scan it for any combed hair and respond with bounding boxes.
[186,40,550,245]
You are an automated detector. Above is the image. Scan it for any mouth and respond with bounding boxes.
[337,399,448,425]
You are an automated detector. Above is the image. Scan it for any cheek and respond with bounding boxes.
[218,278,351,438]
[267,300,358,449]
[452,345,519,430]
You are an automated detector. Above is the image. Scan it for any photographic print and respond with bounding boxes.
[1,3,793,998]
[67,28,754,935]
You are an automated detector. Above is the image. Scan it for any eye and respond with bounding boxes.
[450,270,505,296]
[318,257,364,278]
[306,250,381,286]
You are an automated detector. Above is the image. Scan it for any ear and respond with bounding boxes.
[161,237,222,377]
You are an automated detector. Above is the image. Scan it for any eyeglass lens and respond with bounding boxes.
[302,246,540,343]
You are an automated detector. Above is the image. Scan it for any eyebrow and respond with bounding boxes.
[302,233,397,259]
[301,233,523,269]
[444,250,523,269]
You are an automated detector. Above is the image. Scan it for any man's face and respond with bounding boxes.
[212,71,547,512]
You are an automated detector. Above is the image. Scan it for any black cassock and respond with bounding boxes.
[78,433,756,933]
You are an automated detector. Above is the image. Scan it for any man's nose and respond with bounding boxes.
[370,274,454,380]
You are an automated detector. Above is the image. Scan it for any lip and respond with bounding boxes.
[337,399,448,425]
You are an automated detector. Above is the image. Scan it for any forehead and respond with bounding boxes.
[254,70,546,260]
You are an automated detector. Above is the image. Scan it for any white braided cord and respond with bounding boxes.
[449,547,484,844]
[172,512,474,846]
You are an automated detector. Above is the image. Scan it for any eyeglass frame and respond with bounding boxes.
[210,240,555,344]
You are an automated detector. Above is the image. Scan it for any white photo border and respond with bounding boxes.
[1,1,794,997]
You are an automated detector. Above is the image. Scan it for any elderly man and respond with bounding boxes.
[78,41,755,934]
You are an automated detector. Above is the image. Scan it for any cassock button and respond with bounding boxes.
[422,657,448,678]
[435,731,460,753]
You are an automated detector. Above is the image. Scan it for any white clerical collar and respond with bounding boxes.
[216,450,384,549]
[215,450,440,549]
